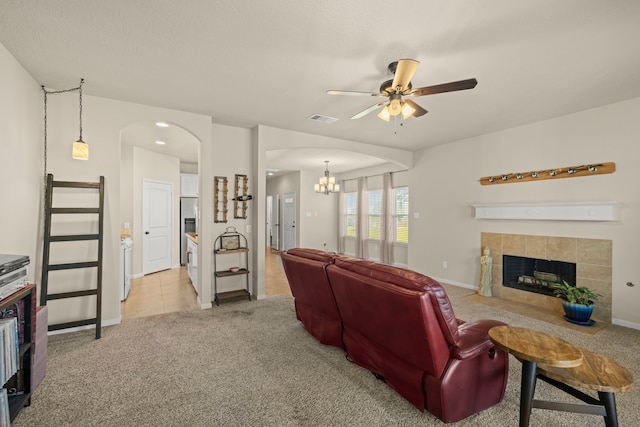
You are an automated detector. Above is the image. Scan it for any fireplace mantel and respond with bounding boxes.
[472,201,618,221]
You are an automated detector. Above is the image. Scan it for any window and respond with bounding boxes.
[393,187,409,243]
[367,190,382,239]
[344,192,357,237]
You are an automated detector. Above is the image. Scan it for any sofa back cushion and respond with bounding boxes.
[332,258,460,345]
[280,248,342,347]
[326,259,453,378]
[286,247,336,263]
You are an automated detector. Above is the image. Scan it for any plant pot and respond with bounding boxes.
[562,301,594,323]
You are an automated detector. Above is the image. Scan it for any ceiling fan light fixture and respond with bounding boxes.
[327,59,477,123]
[377,107,391,122]
[388,95,402,116]
[401,101,416,119]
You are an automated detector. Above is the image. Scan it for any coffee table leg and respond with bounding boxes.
[520,360,538,427]
[599,391,618,427]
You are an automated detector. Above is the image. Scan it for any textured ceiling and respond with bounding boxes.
[2,1,640,170]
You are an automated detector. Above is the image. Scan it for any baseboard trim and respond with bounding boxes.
[431,276,477,291]
[612,318,640,331]
[47,317,121,336]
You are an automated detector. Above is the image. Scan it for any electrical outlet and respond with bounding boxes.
[442,261,448,269]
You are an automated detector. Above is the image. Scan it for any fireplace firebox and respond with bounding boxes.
[502,255,576,297]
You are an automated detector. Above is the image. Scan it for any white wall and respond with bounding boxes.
[408,97,640,327]
[208,124,253,300]
[120,144,134,233]
[0,43,43,285]
[299,170,338,252]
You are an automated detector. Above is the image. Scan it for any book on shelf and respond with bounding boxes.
[0,318,19,387]
[0,388,9,427]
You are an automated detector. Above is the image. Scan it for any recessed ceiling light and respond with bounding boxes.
[155,122,169,128]
[155,140,166,145]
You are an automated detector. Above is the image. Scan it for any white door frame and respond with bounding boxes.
[282,192,296,251]
[270,194,280,250]
[142,179,173,275]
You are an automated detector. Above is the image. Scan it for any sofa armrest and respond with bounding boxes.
[450,319,506,360]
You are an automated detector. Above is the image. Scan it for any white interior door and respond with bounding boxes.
[282,192,295,251]
[143,180,173,275]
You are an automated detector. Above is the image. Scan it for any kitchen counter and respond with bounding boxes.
[186,232,198,244]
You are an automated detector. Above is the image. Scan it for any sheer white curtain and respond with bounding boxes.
[355,176,368,259]
[381,172,394,264]
[337,180,345,254]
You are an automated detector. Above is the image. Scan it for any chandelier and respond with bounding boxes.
[314,161,340,195]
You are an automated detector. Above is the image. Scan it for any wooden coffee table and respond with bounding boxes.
[489,326,583,426]
[489,326,633,427]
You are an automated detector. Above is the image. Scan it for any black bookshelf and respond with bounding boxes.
[0,284,35,422]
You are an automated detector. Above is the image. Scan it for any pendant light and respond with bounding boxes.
[71,79,88,160]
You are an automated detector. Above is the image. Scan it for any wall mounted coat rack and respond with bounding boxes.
[479,162,615,186]
[214,176,228,223]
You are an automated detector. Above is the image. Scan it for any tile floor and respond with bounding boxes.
[122,247,290,319]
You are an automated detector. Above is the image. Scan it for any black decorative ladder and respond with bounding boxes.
[40,173,104,339]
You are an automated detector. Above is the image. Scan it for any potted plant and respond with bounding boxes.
[550,281,601,325]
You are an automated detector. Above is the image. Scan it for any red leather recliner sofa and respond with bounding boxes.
[280,248,509,423]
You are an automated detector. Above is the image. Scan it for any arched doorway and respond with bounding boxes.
[119,121,200,318]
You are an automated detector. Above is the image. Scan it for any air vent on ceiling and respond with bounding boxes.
[308,114,338,124]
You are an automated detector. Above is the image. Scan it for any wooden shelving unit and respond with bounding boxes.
[1,284,35,422]
[213,229,251,305]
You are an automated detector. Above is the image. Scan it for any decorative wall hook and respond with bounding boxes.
[479,162,615,186]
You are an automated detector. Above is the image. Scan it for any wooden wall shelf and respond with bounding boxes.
[479,162,615,186]
[472,201,619,221]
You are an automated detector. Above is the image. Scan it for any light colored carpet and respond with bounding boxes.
[14,285,639,426]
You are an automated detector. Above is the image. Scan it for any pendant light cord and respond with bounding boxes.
[41,78,85,185]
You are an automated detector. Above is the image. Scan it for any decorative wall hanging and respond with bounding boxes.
[233,174,250,219]
[479,162,615,186]
[214,176,228,223]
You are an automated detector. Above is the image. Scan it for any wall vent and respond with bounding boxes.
[308,114,338,124]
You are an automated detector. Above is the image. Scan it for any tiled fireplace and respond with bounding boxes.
[480,233,612,323]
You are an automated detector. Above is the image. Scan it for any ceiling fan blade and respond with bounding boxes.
[403,99,428,117]
[410,78,478,97]
[327,90,382,97]
[350,101,387,119]
[391,59,420,93]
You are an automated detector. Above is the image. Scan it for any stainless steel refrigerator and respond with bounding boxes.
[180,197,198,265]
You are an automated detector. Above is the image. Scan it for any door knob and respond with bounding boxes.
[145,231,150,234]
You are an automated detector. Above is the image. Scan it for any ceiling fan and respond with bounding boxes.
[327,59,477,121]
